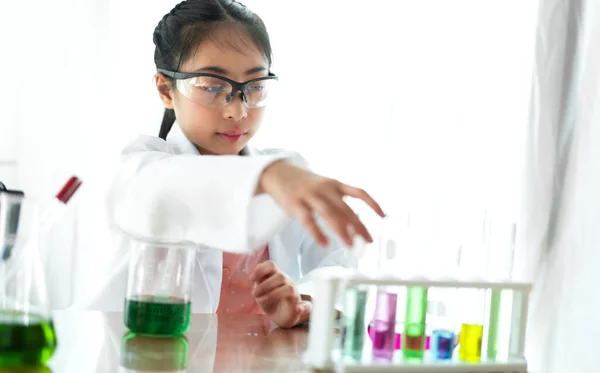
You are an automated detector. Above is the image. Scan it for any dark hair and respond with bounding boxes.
[153,0,273,140]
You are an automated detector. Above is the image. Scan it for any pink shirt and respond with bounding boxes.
[216,245,270,314]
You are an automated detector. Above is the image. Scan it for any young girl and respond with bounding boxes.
[82,0,384,328]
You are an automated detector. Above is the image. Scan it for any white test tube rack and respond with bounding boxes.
[303,272,532,373]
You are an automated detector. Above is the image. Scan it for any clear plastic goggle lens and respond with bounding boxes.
[176,76,276,108]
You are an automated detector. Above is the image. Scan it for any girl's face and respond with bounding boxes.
[156,26,269,155]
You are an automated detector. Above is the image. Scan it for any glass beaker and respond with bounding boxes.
[0,188,57,368]
[124,237,195,337]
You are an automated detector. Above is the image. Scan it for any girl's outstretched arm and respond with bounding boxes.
[107,135,297,253]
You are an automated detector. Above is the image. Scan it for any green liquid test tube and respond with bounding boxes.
[343,288,368,361]
[487,289,501,359]
[403,287,428,360]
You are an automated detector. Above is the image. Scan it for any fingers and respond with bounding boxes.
[307,187,374,245]
[286,176,384,248]
[295,299,312,315]
[256,283,298,306]
[252,271,287,298]
[339,184,386,218]
[249,260,278,283]
[322,190,373,243]
[306,194,354,246]
[293,201,329,247]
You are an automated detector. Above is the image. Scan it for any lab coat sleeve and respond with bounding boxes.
[107,135,297,253]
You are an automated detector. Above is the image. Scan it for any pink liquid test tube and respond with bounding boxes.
[372,291,398,360]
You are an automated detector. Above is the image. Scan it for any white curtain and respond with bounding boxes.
[521,0,600,372]
[4,0,541,337]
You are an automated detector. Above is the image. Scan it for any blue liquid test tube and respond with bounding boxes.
[431,329,455,360]
[372,290,397,360]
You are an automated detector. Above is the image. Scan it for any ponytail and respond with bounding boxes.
[158,108,176,140]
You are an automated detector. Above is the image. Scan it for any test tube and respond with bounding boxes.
[458,288,485,362]
[372,290,397,360]
[402,287,428,359]
[486,289,502,359]
[459,323,483,362]
[431,330,455,360]
[343,287,368,361]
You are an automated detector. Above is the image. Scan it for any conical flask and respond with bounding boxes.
[0,187,57,368]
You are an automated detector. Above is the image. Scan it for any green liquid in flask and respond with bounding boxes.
[0,311,57,368]
[124,296,192,337]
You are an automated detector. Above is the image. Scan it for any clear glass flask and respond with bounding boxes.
[0,186,57,368]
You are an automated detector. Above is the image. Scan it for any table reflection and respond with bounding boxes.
[120,334,188,372]
[0,367,52,373]
[45,312,313,372]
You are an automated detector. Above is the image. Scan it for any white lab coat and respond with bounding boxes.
[73,122,357,312]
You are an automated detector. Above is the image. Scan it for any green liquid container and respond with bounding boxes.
[124,296,192,337]
[124,238,196,337]
[487,289,502,359]
[0,184,59,369]
[0,311,57,368]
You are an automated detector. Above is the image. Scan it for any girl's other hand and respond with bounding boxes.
[250,260,311,328]
[258,161,385,247]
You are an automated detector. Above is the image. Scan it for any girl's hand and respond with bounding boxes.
[250,260,311,329]
[258,161,385,247]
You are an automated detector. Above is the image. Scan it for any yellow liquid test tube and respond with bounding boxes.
[458,323,483,362]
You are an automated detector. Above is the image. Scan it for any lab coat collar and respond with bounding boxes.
[167,121,259,156]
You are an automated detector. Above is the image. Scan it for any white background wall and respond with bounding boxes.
[1,0,538,308]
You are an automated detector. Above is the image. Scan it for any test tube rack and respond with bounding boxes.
[303,272,532,373]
